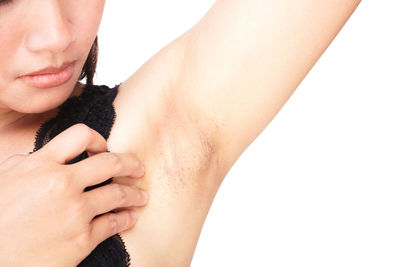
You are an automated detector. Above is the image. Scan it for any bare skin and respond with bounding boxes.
[0,1,149,265]
[106,1,363,265]
[0,82,85,164]
[0,0,362,266]
[0,123,148,266]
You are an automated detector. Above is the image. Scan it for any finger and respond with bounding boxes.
[0,154,27,172]
[70,152,145,189]
[83,183,148,218]
[36,123,108,164]
[89,210,137,249]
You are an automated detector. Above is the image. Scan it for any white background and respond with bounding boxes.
[97,1,400,266]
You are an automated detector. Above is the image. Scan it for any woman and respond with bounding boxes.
[0,1,148,266]
[0,0,362,266]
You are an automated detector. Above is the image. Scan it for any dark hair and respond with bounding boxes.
[78,36,98,86]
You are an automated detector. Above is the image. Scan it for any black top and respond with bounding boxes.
[29,83,131,267]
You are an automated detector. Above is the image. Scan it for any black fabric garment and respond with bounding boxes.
[29,83,131,267]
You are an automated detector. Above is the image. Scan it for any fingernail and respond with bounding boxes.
[131,164,145,178]
[140,165,145,175]
[141,190,148,203]
[130,210,137,220]
[137,164,145,177]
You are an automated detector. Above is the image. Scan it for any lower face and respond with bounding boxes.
[0,0,106,114]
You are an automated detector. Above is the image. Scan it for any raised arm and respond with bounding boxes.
[174,0,361,176]
[115,0,362,266]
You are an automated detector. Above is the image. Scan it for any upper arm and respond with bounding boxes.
[173,0,361,175]
[111,1,361,265]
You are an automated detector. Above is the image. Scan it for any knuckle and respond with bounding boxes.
[60,165,75,179]
[74,123,91,134]
[134,190,142,204]
[135,189,147,206]
[74,123,92,140]
[71,199,86,216]
[132,158,142,170]
[106,152,119,163]
[114,184,128,204]
[67,215,92,251]
[128,153,140,166]
[105,153,123,171]
[48,169,72,192]
[113,160,123,173]
[124,212,133,227]
[137,191,147,204]
[74,230,92,251]
[107,213,119,234]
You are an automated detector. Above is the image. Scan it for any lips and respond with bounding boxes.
[18,62,75,89]
[22,61,75,76]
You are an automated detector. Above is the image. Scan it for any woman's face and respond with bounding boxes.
[0,0,105,114]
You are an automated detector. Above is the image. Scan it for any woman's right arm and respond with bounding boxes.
[0,123,148,266]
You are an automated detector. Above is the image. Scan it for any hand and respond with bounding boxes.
[0,123,148,267]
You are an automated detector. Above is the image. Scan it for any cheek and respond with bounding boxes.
[0,14,25,85]
[0,35,15,79]
[68,0,105,70]
[59,0,105,81]
[72,0,106,42]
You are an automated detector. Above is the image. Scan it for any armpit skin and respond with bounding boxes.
[151,81,227,198]
[115,84,229,267]
[114,106,226,267]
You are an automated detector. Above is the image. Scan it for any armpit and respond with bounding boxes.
[151,91,224,199]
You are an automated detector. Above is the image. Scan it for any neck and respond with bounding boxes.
[0,110,39,133]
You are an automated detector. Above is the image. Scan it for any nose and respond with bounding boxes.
[24,1,76,54]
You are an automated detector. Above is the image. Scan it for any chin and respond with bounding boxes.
[10,79,79,114]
